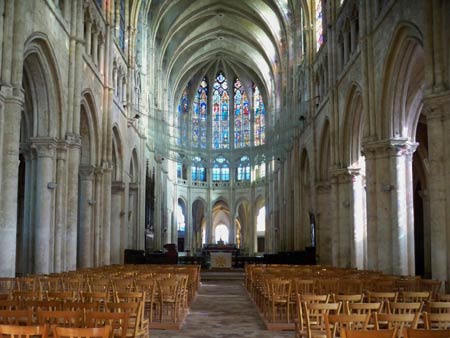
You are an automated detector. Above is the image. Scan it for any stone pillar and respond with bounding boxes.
[315,181,332,265]
[102,163,112,265]
[363,139,417,275]
[0,90,23,277]
[78,165,95,268]
[424,94,450,282]
[31,138,56,274]
[65,134,80,270]
[92,30,98,66]
[111,182,124,264]
[54,142,68,272]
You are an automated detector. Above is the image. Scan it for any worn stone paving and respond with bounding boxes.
[150,280,293,338]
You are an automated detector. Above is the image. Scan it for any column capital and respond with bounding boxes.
[65,133,82,147]
[30,138,57,158]
[362,138,418,158]
[329,167,361,183]
[79,164,96,179]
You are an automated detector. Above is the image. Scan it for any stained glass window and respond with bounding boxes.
[253,85,266,146]
[192,78,208,149]
[315,0,324,51]
[191,157,206,181]
[234,78,250,148]
[237,156,251,181]
[212,156,229,181]
[96,0,102,10]
[178,85,189,146]
[119,0,125,51]
[212,72,229,149]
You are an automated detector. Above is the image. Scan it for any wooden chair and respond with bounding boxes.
[324,313,370,338]
[80,292,108,310]
[16,278,37,292]
[106,303,147,338]
[399,292,430,303]
[389,302,422,314]
[439,295,450,302]
[134,280,157,323]
[418,280,441,300]
[0,324,48,338]
[0,301,19,311]
[404,328,450,338]
[45,292,77,303]
[156,279,179,323]
[341,328,397,338]
[303,302,341,338]
[267,278,291,323]
[37,310,83,331]
[52,326,110,338]
[294,279,316,295]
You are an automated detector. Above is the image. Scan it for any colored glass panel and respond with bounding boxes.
[178,86,189,146]
[212,72,229,149]
[192,78,208,148]
[234,78,250,148]
[315,0,324,51]
[253,85,266,146]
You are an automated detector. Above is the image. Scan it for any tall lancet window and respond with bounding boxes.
[315,0,324,51]
[212,72,229,149]
[178,85,189,146]
[234,78,250,148]
[253,85,266,146]
[192,78,208,149]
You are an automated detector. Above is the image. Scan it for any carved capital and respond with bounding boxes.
[362,138,417,158]
[30,138,57,158]
[65,133,82,148]
[79,164,96,179]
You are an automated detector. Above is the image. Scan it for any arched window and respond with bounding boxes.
[212,72,229,149]
[192,78,208,149]
[234,78,250,148]
[177,204,186,231]
[315,0,324,51]
[253,85,266,146]
[212,156,229,182]
[257,206,266,232]
[215,224,229,244]
[96,0,102,10]
[237,156,251,181]
[178,85,189,146]
[191,156,206,181]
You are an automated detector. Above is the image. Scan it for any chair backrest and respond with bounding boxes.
[0,324,48,338]
[425,313,450,330]
[428,302,450,314]
[347,302,382,315]
[304,302,341,336]
[367,292,398,313]
[85,311,130,338]
[404,328,450,338]
[294,279,315,295]
[389,302,423,314]
[52,325,110,338]
[37,310,83,328]
[400,292,430,303]
[375,312,420,335]
[0,310,33,325]
[342,328,397,338]
[324,313,370,338]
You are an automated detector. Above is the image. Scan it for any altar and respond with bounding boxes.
[210,251,232,268]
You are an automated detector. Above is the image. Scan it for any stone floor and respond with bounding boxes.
[150,280,293,338]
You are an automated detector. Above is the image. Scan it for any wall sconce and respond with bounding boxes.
[47,182,57,190]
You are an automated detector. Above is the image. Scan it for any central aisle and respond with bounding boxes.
[150,280,293,338]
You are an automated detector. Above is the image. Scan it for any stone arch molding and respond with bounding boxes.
[341,83,364,168]
[380,22,425,140]
[80,90,101,166]
[23,33,63,138]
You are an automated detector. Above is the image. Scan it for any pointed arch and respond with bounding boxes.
[23,33,63,138]
[112,125,124,182]
[341,83,364,167]
[318,118,331,180]
[380,22,424,139]
[80,91,100,166]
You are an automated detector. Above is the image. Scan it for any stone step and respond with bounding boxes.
[200,271,245,281]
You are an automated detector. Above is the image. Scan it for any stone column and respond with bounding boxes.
[78,165,95,268]
[111,182,124,264]
[54,142,68,272]
[0,90,23,277]
[65,134,81,270]
[315,181,332,265]
[102,163,112,265]
[92,30,98,66]
[424,94,450,282]
[363,139,417,275]
[31,138,56,274]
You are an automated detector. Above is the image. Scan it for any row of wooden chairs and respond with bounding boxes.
[0,324,111,338]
